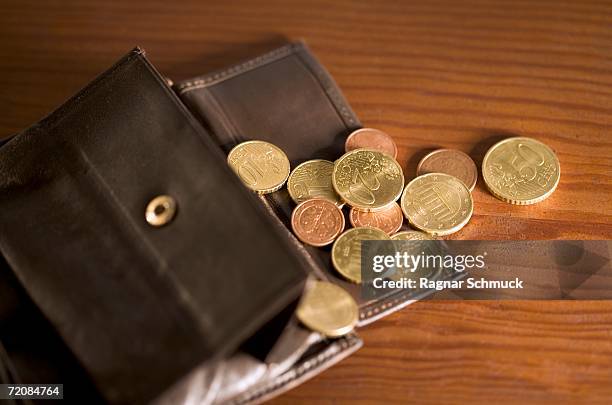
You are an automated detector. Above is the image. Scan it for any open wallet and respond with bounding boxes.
[0,43,434,404]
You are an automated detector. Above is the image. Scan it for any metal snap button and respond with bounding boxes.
[146,195,177,227]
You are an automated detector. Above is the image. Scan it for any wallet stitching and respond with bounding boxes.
[177,43,299,93]
[229,335,361,405]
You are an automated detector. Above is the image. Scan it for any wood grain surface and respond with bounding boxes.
[1,0,611,403]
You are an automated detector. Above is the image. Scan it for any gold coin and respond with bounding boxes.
[388,237,441,281]
[331,226,390,284]
[227,140,290,194]
[296,280,358,338]
[332,149,404,212]
[391,230,435,240]
[287,159,343,206]
[482,137,560,205]
[400,173,473,236]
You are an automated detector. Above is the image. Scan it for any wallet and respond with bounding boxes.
[0,43,425,404]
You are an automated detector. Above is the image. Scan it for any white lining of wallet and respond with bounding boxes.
[228,334,362,405]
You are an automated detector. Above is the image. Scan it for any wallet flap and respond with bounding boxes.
[0,48,307,404]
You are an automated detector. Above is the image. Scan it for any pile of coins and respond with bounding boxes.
[227,131,561,336]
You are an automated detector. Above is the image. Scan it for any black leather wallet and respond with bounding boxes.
[0,43,417,404]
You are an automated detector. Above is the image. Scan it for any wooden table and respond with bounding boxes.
[1,1,611,403]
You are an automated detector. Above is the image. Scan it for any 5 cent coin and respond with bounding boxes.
[291,198,345,247]
[345,128,398,159]
[417,149,478,191]
[349,202,403,235]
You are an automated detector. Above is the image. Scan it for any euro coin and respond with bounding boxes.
[332,149,404,212]
[332,226,390,284]
[400,173,473,236]
[349,202,403,235]
[287,159,342,206]
[345,128,398,159]
[388,237,441,281]
[227,140,290,194]
[291,198,345,247]
[482,137,560,205]
[391,230,435,240]
[416,149,478,191]
[296,280,358,338]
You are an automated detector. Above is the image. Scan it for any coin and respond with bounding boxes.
[331,227,390,283]
[349,202,403,235]
[227,140,290,194]
[391,230,435,240]
[388,237,441,281]
[332,149,404,212]
[296,280,358,338]
[345,128,398,159]
[287,159,343,206]
[400,173,473,236]
[482,137,560,205]
[291,198,345,247]
[416,149,478,191]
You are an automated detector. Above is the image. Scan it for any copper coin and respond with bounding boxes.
[345,128,398,159]
[349,202,403,235]
[291,198,345,247]
[416,149,478,191]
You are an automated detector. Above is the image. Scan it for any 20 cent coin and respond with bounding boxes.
[332,149,404,212]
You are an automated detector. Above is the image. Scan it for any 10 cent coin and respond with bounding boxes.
[332,226,390,284]
[296,280,359,338]
[287,159,342,205]
[227,140,290,194]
